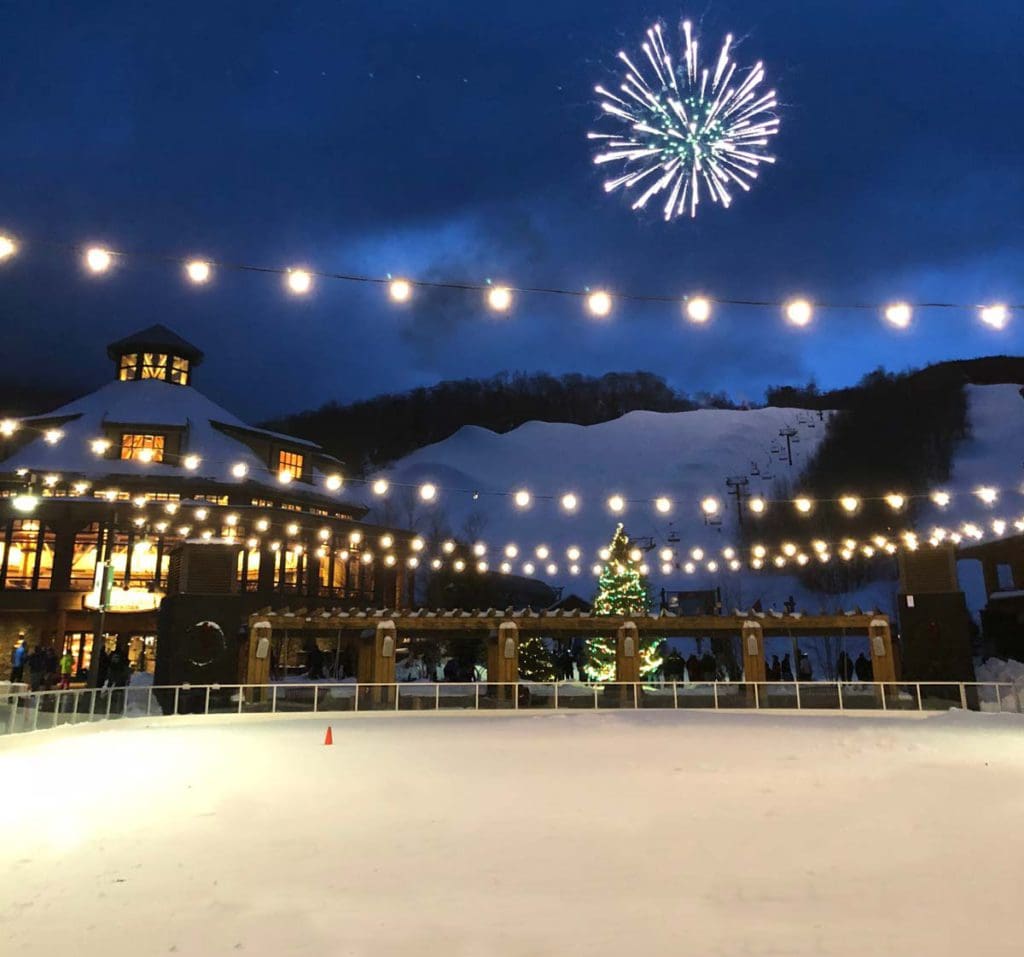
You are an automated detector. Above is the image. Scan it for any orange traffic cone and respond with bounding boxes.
[323,726,333,746]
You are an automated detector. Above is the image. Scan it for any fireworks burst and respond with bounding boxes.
[588,21,779,220]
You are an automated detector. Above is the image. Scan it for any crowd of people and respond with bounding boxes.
[8,635,132,694]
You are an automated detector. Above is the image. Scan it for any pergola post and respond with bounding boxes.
[245,619,273,704]
[487,621,519,706]
[869,617,897,684]
[356,620,397,708]
[615,621,640,684]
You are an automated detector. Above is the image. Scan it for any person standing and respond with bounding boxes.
[58,648,74,690]
[10,636,28,683]
[26,645,46,692]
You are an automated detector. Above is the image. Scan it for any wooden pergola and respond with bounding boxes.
[245,607,895,686]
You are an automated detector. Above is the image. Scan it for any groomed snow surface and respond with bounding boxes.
[2,710,1022,956]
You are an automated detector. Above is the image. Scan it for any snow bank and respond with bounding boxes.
[1,710,1021,956]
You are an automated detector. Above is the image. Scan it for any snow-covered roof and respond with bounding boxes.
[3,377,351,502]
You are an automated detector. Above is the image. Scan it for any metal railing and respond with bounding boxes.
[2,679,1021,737]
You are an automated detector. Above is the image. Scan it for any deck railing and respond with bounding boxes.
[2,679,1020,736]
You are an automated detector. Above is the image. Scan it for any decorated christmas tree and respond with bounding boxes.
[586,524,662,680]
[518,634,555,681]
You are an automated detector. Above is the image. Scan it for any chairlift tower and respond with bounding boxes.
[725,475,750,527]
[778,426,798,467]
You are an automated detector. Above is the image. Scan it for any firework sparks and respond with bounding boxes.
[588,21,779,219]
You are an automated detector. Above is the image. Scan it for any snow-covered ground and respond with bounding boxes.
[2,710,1022,956]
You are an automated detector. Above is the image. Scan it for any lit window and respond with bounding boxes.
[140,353,169,380]
[278,450,304,482]
[119,353,138,381]
[170,356,190,385]
[121,434,166,462]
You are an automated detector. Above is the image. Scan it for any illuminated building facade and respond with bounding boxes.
[0,325,412,678]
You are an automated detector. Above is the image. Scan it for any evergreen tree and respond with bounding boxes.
[586,524,662,680]
[518,635,555,680]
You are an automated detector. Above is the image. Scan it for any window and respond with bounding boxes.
[119,353,138,381]
[140,353,168,380]
[170,356,190,385]
[120,433,165,462]
[278,450,304,481]
[0,520,54,590]
[70,523,101,590]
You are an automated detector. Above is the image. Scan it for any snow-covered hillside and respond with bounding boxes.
[379,385,1024,614]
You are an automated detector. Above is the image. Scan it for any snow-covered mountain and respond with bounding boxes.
[375,384,1024,615]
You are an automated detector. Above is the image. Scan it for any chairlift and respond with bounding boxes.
[666,523,680,543]
[769,442,781,454]
[750,461,761,476]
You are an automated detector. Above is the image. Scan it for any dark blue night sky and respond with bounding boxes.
[0,1,1020,418]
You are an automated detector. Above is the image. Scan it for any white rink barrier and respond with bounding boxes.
[1,679,1020,735]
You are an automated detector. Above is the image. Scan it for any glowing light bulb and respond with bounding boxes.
[430,558,442,570]
[546,563,558,576]
[607,494,625,513]
[513,489,531,509]
[407,556,420,569]
[536,545,550,560]
[974,486,998,505]
[700,496,720,516]
[661,562,673,574]
[487,285,512,312]
[384,554,396,567]
[839,495,860,513]
[361,551,373,565]
[752,558,764,570]
[185,260,212,284]
[85,247,113,273]
[598,548,611,561]
[380,534,394,549]
[748,496,766,514]
[560,492,578,512]
[812,539,827,553]
[784,298,813,327]
[684,562,695,574]
[286,522,299,536]
[567,546,581,561]
[286,268,312,294]
[277,469,294,484]
[569,564,580,575]
[226,513,239,527]
[930,490,950,508]
[794,496,813,514]
[256,518,270,532]
[43,429,63,445]
[442,540,456,554]
[752,545,767,559]
[500,562,512,574]
[884,302,912,328]
[411,537,425,552]
[0,235,16,260]
[722,547,736,560]
[659,547,673,561]
[1,419,20,438]
[729,559,741,571]
[476,560,489,573]
[654,496,672,514]
[628,548,642,562]
[194,508,209,521]
[372,478,389,496]
[591,564,602,576]
[586,290,612,317]
[91,438,111,455]
[11,493,38,513]
[183,454,201,471]
[418,482,437,502]
[349,531,362,544]
[979,304,1009,330]
[505,544,518,558]
[706,561,718,573]
[325,473,343,491]
[523,562,535,575]
[231,462,248,479]
[782,542,797,557]
[685,296,712,323]
[389,278,412,302]
[690,547,704,561]
[884,493,905,511]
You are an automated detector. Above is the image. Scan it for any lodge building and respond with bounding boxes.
[0,325,415,678]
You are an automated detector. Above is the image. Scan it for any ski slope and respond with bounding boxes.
[1,710,1021,956]
[381,385,1023,613]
